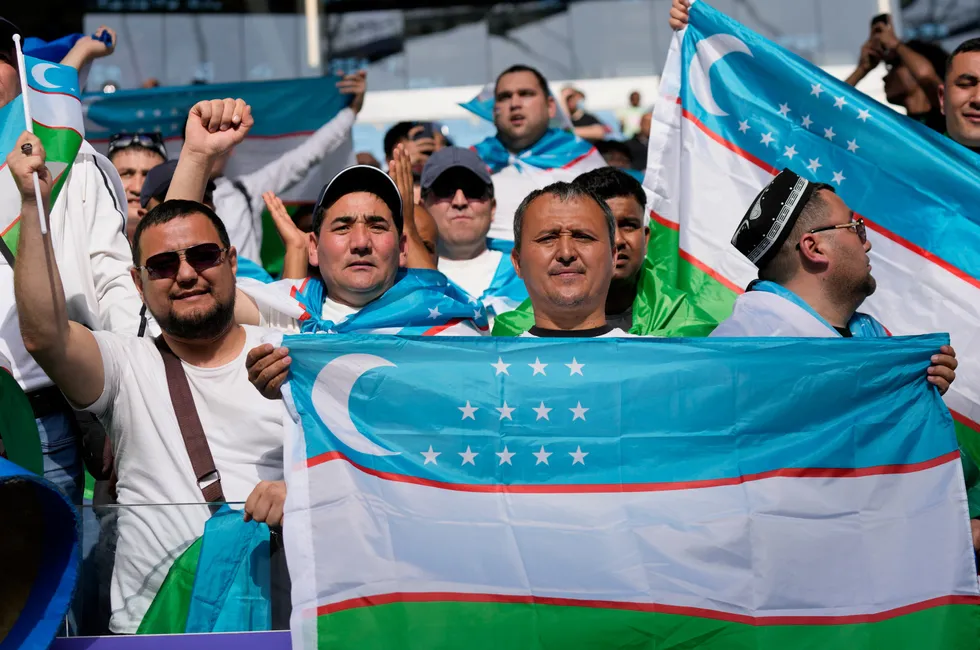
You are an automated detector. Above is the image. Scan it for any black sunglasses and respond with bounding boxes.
[137,243,228,280]
[109,132,168,159]
[796,218,867,249]
[427,176,491,201]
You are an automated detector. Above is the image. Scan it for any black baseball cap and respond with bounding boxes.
[140,160,216,208]
[420,146,492,191]
[313,165,403,234]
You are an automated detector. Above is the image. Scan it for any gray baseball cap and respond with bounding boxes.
[420,146,492,191]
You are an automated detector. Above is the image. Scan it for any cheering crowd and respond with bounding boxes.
[1,0,979,635]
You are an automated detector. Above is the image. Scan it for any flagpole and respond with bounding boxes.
[12,34,48,236]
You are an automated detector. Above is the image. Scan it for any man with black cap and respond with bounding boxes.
[0,16,147,506]
[420,146,526,318]
[712,169,980,547]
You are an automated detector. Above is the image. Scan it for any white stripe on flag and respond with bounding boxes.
[27,87,84,137]
[288,456,976,619]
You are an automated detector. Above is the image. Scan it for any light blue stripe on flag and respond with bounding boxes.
[285,334,955,487]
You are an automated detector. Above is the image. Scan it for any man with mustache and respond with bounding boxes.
[9,98,288,633]
[473,64,606,242]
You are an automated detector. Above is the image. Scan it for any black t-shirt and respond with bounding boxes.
[528,325,615,338]
[572,112,603,128]
[626,136,648,171]
[833,326,853,338]
[908,109,946,134]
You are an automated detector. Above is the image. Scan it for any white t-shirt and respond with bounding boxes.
[84,325,287,633]
[438,248,503,302]
[520,327,632,338]
[258,292,361,334]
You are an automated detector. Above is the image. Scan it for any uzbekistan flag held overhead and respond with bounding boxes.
[0,55,83,256]
[644,0,980,469]
[282,334,979,650]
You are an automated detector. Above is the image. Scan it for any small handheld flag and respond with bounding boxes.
[13,34,48,235]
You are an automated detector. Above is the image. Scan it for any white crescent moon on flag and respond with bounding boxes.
[311,353,400,457]
[31,63,60,90]
[688,33,753,117]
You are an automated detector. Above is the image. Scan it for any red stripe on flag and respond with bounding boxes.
[312,591,980,625]
[649,209,743,293]
[951,409,980,434]
[1,217,21,238]
[29,87,81,102]
[32,119,83,142]
[676,111,980,291]
[649,210,679,231]
[680,107,779,175]
[423,317,465,336]
[304,448,960,494]
[561,148,597,170]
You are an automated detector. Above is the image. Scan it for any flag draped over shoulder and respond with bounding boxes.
[281,333,980,650]
[644,0,980,468]
[0,56,83,256]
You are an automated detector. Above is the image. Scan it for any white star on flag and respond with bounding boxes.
[473,309,482,320]
[833,96,847,109]
[421,446,441,465]
[857,108,871,122]
[459,401,478,420]
[496,447,516,465]
[738,120,750,133]
[569,446,589,465]
[777,103,791,117]
[832,170,846,185]
[170,107,180,116]
[823,127,835,141]
[801,115,813,128]
[565,358,584,376]
[170,123,180,131]
[529,358,547,376]
[533,446,552,465]
[782,145,797,160]
[153,109,162,117]
[427,306,441,319]
[569,402,589,421]
[136,109,145,118]
[533,402,552,421]
[760,132,775,146]
[496,402,515,420]
[847,139,860,153]
[459,446,478,465]
[806,158,822,173]
[491,357,510,375]
[810,83,823,97]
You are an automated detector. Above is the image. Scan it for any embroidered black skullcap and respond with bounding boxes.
[731,168,818,268]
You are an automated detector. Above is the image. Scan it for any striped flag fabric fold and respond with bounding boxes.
[643,0,980,472]
[281,333,980,649]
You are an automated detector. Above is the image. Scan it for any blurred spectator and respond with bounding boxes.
[356,151,382,168]
[625,112,651,171]
[383,121,447,204]
[291,203,315,233]
[107,133,168,241]
[562,86,608,142]
[139,159,216,215]
[595,140,634,169]
[941,38,980,153]
[208,70,366,264]
[844,15,947,133]
[141,78,160,89]
[617,90,645,138]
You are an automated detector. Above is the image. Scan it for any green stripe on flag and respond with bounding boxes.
[316,600,980,650]
[137,536,202,634]
[647,219,737,324]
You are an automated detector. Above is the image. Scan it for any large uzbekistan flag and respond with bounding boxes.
[282,333,980,649]
[0,56,83,256]
[644,1,980,470]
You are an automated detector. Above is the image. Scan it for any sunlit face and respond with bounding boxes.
[131,213,237,341]
[112,147,167,239]
[512,194,613,318]
[494,71,556,152]
[941,51,980,149]
[309,192,405,308]
[606,196,649,283]
[422,169,494,254]
[808,191,876,304]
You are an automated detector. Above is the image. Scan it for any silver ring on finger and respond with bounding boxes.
[21,143,32,156]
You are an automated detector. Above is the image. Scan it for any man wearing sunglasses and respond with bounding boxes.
[711,169,980,549]
[8,133,288,633]
[420,146,527,319]
[0,18,149,508]
[107,132,168,241]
